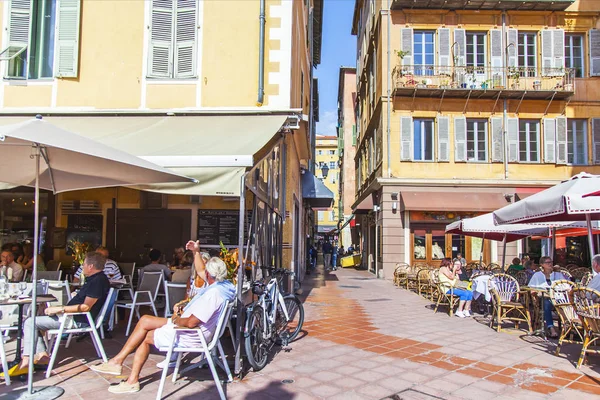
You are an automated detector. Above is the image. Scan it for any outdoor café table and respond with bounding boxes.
[471,274,492,302]
[0,294,57,366]
[520,286,549,339]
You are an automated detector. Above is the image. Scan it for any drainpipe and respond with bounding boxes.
[502,11,508,179]
[386,0,392,178]
[257,0,266,106]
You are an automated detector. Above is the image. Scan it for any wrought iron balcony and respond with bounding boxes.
[391,0,574,11]
[393,65,575,100]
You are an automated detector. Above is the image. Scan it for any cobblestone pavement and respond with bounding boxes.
[1,263,600,399]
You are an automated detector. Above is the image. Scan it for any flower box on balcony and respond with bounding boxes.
[426,84,438,89]
[494,85,505,90]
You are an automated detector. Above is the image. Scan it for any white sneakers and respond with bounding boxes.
[455,310,471,318]
[464,310,471,317]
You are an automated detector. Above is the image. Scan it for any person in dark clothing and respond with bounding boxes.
[323,241,333,269]
[308,245,317,274]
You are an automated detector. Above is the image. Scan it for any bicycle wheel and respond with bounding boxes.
[244,305,269,371]
[276,295,304,344]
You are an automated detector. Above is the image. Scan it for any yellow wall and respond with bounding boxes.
[316,137,340,227]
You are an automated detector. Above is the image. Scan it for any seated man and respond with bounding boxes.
[1,249,24,282]
[90,256,235,394]
[529,256,567,338]
[2,252,110,376]
[588,254,600,292]
[74,246,122,282]
[139,249,171,283]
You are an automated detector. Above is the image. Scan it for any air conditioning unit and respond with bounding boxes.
[140,192,168,209]
[190,195,202,204]
[60,200,101,214]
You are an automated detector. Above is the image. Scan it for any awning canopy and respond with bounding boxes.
[0,115,289,197]
[302,170,334,209]
[402,191,507,212]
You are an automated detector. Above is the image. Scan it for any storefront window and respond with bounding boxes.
[413,229,426,260]
[451,235,466,260]
[471,237,483,261]
[0,190,49,251]
[431,230,446,260]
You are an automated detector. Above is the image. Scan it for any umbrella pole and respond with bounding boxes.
[586,213,595,258]
[550,227,556,260]
[501,234,507,271]
[27,146,40,394]
[479,234,485,266]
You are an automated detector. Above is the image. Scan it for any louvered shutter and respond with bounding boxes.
[553,29,565,71]
[541,30,553,76]
[400,116,413,161]
[6,0,31,76]
[401,28,413,73]
[556,116,568,165]
[352,125,357,146]
[589,30,600,77]
[543,118,556,163]
[174,0,197,78]
[490,29,503,71]
[454,116,466,162]
[148,0,175,78]
[438,28,451,74]
[55,0,81,78]
[437,116,450,162]
[507,117,519,162]
[507,29,518,67]
[592,119,600,164]
[490,117,504,162]
[454,29,466,66]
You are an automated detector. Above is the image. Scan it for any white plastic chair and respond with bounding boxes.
[44,288,116,378]
[46,280,72,307]
[163,282,187,318]
[37,271,63,281]
[115,272,163,336]
[156,301,234,400]
[0,323,10,386]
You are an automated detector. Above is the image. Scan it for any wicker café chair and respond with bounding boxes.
[572,287,600,368]
[487,263,502,273]
[550,280,584,356]
[581,272,593,287]
[557,267,573,280]
[467,261,485,271]
[514,271,529,287]
[432,271,459,317]
[407,264,426,291]
[488,273,532,333]
[566,263,582,272]
[393,263,410,287]
[428,269,440,301]
[417,267,433,298]
[570,267,591,284]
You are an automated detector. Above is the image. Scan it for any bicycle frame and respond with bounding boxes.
[257,277,291,340]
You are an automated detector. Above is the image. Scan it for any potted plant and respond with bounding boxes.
[417,79,427,88]
[440,79,450,89]
[480,79,492,89]
[508,66,522,89]
[533,80,542,90]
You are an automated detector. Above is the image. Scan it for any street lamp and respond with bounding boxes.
[321,163,330,179]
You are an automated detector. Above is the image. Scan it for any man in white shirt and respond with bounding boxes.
[587,254,600,292]
[528,256,567,338]
[90,253,235,394]
[73,246,121,282]
[1,250,24,282]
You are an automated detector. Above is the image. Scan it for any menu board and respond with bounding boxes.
[66,214,103,251]
[197,210,251,246]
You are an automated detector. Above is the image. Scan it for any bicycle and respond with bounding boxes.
[244,267,304,371]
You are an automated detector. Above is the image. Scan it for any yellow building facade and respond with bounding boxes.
[352,0,600,278]
[0,0,323,278]
[315,135,340,235]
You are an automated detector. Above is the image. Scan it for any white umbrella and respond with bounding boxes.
[0,117,195,397]
[493,172,600,257]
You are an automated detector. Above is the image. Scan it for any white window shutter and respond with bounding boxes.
[490,117,504,163]
[7,0,31,48]
[453,29,466,66]
[490,29,503,70]
[148,0,175,78]
[454,116,466,162]
[543,118,556,163]
[507,29,518,67]
[553,29,565,71]
[556,116,568,165]
[401,28,413,72]
[437,115,450,162]
[55,0,81,78]
[400,116,413,161]
[507,117,519,162]
[592,118,600,164]
[589,29,600,77]
[437,28,451,74]
[174,0,197,78]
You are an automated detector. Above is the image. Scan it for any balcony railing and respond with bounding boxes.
[393,65,574,99]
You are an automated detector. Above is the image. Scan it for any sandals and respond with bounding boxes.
[547,328,559,339]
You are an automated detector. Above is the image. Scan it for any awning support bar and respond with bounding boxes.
[437,89,446,113]
[543,91,557,116]
[515,90,527,115]
[491,90,502,115]
[462,89,473,114]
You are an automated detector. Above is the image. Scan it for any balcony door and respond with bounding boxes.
[466,32,487,86]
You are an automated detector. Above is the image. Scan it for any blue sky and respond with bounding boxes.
[315,0,357,136]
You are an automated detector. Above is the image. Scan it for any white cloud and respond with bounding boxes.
[316,110,337,136]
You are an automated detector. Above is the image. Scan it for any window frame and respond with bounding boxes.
[466,32,487,68]
[329,161,336,170]
[517,31,537,77]
[466,119,488,162]
[413,118,435,162]
[567,119,588,165]
[518,119,540,163]
[565,33,585,78]
[413,30,435,76]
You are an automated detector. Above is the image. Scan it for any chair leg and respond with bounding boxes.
[126,304,136,337]
[496,307,502,333]
[577,335,590,369]
[0,338,10,386]
[66,333,73,348]
[172,352,183,383]
[89,328,106,361]
[150,300,158,317]
[206,350,227,400]
[217,342,233,383]
[156,346,174,400]
[227,320,236,351]
[46,325,66,379]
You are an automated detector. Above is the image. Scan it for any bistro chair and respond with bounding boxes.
[0,324,9,386]
[550,280,583,356]
[566,263,582,272]
[46,280,72,306]
[37,270,62,281]
[487,263,502,272]
[417,267,432,298]
[581,272,593,287]
[393,263,410,288]
[572,286,600,368]
[488,273,532,333]
[407,264,426,292]
[163,282,187,318]
[119,262,136,286]
[46,260,62,272]
[45,288,117,378]
[156,301,234,400]
[115,271,163,336]
[557,267,572,279]
[569,267,591,283]
[428,269,440,302]
[513,271,529,287]
[432,272,459,316]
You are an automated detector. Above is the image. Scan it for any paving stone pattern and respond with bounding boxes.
[0,262,599,399]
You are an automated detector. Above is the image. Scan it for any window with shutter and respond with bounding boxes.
[466,119,488,162]
[490,117,503,162]
[148,0,198,79]
[592,118,600,164]
[437,116,450,162]
[413,31,434,76]
[518,120,540,163]
[507,117,519,162]
[518,32,537,77]
[589,30,600,77]
[490,29,503,70]
[400,116,413,161]
[556,116,568,165]
[543,118,556,163]
[507,29,518,68]
[55,0,81,78]
[437,28,451,75]
[565,34,585,78]
[401,28,413,73]
[1,0,30,76]
[567,119,587,165]
[453,29,466,67]
[541,29,564,76]
[454,116,467,162]
[413,118,434,161]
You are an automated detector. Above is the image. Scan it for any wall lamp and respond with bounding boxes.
[391,192,399,213]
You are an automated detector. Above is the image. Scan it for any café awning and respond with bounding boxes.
[302,170,334,209]
[0,115,289,197]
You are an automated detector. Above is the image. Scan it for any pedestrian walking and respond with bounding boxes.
[323,241,333,270]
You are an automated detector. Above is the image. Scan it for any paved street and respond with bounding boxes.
[1,263,600,399]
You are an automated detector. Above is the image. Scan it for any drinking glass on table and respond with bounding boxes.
[18,281,27,297]
[8,283,17,299]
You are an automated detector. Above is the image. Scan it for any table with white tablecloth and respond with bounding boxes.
[471,275,492,302]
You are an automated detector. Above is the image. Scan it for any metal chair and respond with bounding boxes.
[572,286,600,368]
[37,270,63,281]
[488,273,532,333]
[46,260,62,272]
[45,288,116,378]
[119,262,136,284]
[46,280,72,306]
[550,280,583,356]
[164,282,187,318]
[156,301,234,400]
[115,271,163,336]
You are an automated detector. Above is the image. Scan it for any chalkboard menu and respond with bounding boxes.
[66,214,103,250]
[197,210,250,246]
